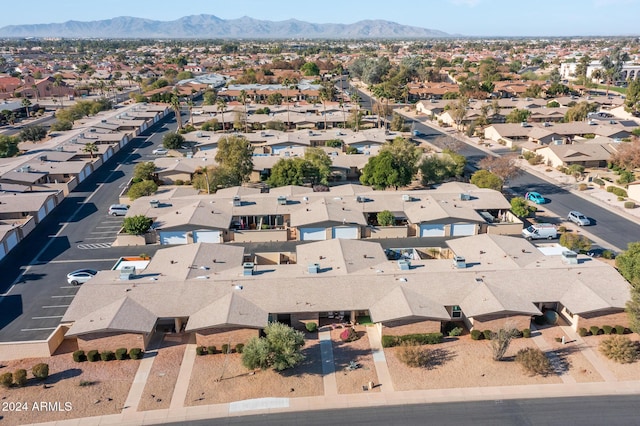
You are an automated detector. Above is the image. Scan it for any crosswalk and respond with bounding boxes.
[77,242,113,250]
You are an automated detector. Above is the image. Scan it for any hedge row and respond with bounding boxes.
[196,343,244,356]
[0,363,49,389]
[471,329,531,340]
[578,325,627,337]
[381,333,443,348]
[73,348,143,362]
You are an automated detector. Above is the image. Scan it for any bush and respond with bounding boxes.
[235,343,244,354]
[31,363,49,380]
[221,344,230,354]
[13,369,27,387]
[305,322,318,333]
[559,232,592,252]
[483,330,493,340]
[397,342,431,368]
[129,348,143,360]
[381,335,399,347]
[206,346,217,355]
[602,325,613,335]
[196,346,207,356]
[381,333,443,347]
[78,380,94,387]
[593,178,605,186]
[115,348,128,360]
[554,337,563,342]
[603,250,615,259]
[471,330,483,340]
[606,186,627,198]
[557,225,567,233]
[340,327,359,342]
[615,325,625,335]
[599,335,638,364]
[128,180,158,200]
[578,183,588,191]
[174,179,184,186]
[516,347,553,376]
[578,327,588,337]
[163,132,185,149]
[590,326,601,336]
[522,328,531,338]
[448,327,463,337]
[101,351,114,361]
[73,350,86,362]
[87,350,100,362]
[0,372,13,388]
[122,215,153,235]
[625,201,636,209]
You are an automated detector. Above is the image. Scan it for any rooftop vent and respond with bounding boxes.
[233,196,241,207]
[277,195,287,205]
[150,199,160,208]
[562,250,578,265]
[356,195,365,203]
[453,256,466,269]
[402,194,411,202]
[18,165,31,172]
[459,193,471,201]
[38,155,47,162]
[120,265,136,281]
[308,263,320,274]
[397,259,411,270]
[243,262,255,276]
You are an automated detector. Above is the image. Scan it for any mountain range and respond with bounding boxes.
[0,15,448,39]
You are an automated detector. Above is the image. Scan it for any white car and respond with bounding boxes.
[152,147,168,155]
[108,204,129,216]
[567,210,590,226]
[67,269,97,285]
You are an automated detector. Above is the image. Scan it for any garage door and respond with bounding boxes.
[193,230,221,243]
[300,228,327,241]
[332,226,358,239]
[5,232,18,251]
[0,242,5,261]
[451,223,476,236]
[420,224,445,237]
[159,231,188,245]
[37,206,46,222]
[46,198,55,214]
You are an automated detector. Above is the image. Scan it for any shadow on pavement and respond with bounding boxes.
[0,295,23,329]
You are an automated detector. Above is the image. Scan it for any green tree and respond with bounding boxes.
[128,180,158,200]
[304,147,332,185]
[0,135,19,158]
[506,109,531,124]
[470,170,503,191]
[564,101,598,122]
[319,82,336,130]
[216,97,227,130]
[122,215,153,235]
[133,162,156,181]
[626,288,640,334]
[241,322,306,371]
[559,233,591,252]
[21,98,32,117]
[419,150,466,186]
[50,120,73,131]
[82,142,98,159]
[624,79,640,115]
[300,62,320,76]
[19,125,47,142]
[267,157,315,187]
[215,135,253,185]
[510,197,535,217]
[163,132,185,149]
[615,242,640,288]
[390,113,405,131]
[377,210,395,226]
[267,92,283,105]
[360,138,420,189]
[170,95,183,130]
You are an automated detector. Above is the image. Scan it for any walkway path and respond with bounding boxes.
[319,329,338,396]
[121,333,163,415]
[169,334,197,409]
[366,325,394,392]
[561,325,618,382]
[529,324,576,384]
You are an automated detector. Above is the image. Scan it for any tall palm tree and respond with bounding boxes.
[351,92,361,132]
[170,95,183,130]
[82,142,98,159]
[282,77,297,131]
[186,99,195,126]
[21,98,31,118]
[197,166,212,194]
[239,89,249,133]
[31,84,39,102]
[319,82,336,131]
[216,98,227,132]
[53,74,64,108]
[126,71,133,89]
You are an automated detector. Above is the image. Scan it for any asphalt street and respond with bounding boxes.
[0,113,180,342]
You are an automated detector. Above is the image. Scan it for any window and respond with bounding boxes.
[452,305,462,318]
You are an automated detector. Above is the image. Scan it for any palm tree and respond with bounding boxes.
[21,98,32,118]
[351,92,361,132]
[339,99,347,129]
[282,77,297,131]
[126,71,133,89]
[216,98,227,132]
[186,99,195,126]
[319,82,336,131]
[82,142,98,159]
[197,165,212,194]
[53,75,64,108]
[31,84,39,102]
[170,95,183,130]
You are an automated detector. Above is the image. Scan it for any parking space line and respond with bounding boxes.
[95,226,121,229]
[46,259,118,264]
[42,305,70,308]
[60,286,76,289]
[21,327,57,332]
[84,236,115,240]
[90,231,116,234]
[32,315,64,320]
[51,295,75,298]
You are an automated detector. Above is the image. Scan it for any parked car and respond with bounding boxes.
[152,147,168,155]
[525,191,546,204]
[108,204,129,216]
[567,210,590,226]
[67,269,97,285]
[522,224,558,240]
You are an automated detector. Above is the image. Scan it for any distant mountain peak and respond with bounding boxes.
[0,14,449,39]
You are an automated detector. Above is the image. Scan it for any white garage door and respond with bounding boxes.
[332,226,358,239]
[37,206,46,222]
[5,232,18,251]
[46,198,55,214]
[78,169,86,182]
[159,231,188,245]
[420,224,445,237]
[451,223,476,236]
[193,230,221,243]
[300,228,327,241]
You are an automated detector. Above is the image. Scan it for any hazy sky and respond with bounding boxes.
[1,0,638,37]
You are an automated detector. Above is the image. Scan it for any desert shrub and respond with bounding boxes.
[31,363,49,380]
[560,232,592,252]
[235,343,244,354]
[78,380,95,387]
[381,335,399,347]
[625,201,636,209]
[221,344,230,354]
[515,347,553,376]
[129,348,143,360]
[115,348,128,360]
[557,225,567,233]
[382,333,443,347]
[602,325,613,335]
[0,372,13,388]
[615,325,625,335]
[490,328,520,361]
[599,335,638,363]
[448,327,463,337]
[578,328,588,337]
[593,178,605,186]
[196,346,207,356]
[483,330,493,340]
[101,350,114,361]
[206,346,217,355]
[590,326,601,336]
[340,327,359,342]
[174,179,184,186]
[555,337,563,342]
[305,322,318,332]
[602,250,615,259]
[397,342,431,368]
[13,369,27,387]
[618,196,625,201]
[471,330,483,340]
[87,350,100,362]
[578,183,588,191]
[73,350,86,362]
[522,328,531,338]
[606,186,627,197]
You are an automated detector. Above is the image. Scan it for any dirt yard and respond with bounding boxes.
[0,340,139,426]
[580,333,640,381]
[137,334,190,411]
[331,325,380,394]
[185,332,323,405]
